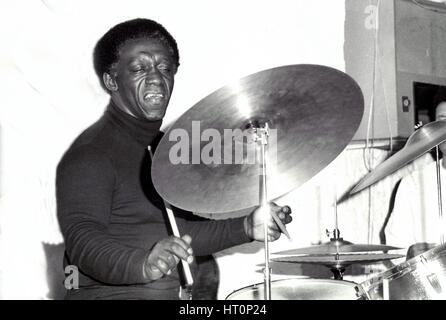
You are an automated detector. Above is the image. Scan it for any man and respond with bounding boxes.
[385,100,446,259]
[56,18,292,300]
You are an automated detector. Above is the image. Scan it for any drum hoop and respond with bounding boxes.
[359,244,446,291]
[226,277,359,299]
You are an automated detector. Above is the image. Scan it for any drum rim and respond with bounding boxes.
[225,277,359,300]
[359,243,446,289]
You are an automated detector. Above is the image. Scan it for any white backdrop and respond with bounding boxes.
[0,0,409,300]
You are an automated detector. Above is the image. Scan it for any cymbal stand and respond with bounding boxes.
[435,145,445,245]
[333,191,341,243]
[253,123,272,300]
[328,196,345,280]
[326,227,346,280]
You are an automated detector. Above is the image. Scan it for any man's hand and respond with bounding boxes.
[244,203,292,241]
[143,234,194,281]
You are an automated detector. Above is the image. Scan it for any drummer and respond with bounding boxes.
[56,18,292,300]
[384,97,446,259]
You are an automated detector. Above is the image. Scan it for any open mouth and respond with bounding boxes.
[142,91,167,107]
[144,92,165,100]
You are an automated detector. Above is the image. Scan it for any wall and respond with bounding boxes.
[345,0,400,141]
[346,0,446,143]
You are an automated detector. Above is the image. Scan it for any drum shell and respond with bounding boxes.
[226,278,361,300]
[358,244,446,300]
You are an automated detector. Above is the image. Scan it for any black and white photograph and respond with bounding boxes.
[1,0,446,304]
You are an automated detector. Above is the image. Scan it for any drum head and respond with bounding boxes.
[226,278,359,300]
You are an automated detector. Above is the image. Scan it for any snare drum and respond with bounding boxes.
[226,278,360,300]
[357,244,446,300]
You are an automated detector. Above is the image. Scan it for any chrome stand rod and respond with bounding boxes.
[435,146,444,245]
[258,124,271,300]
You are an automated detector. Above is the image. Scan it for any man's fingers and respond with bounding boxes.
[154,257,172,274]
[268,229,281,238]
[276,206,292,228]
[268,232,281,241]
[269,202,281,212]
[283,214,292,224]
[182,234,192,244]
[270,204,292,217]
[149,264,161,274]
[181,234,194,255]
[168,236,193,256]
[281,206,291,214]
[162,252,180,266]
[166,241,193,264]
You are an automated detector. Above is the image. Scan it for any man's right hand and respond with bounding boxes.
[143,234,194,281]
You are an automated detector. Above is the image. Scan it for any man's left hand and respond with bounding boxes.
[244,203,292,241]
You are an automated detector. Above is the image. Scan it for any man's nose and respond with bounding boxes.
[145,70,162,85]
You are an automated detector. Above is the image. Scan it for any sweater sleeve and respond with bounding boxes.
[56,146,149,285]
[173,207,253,256]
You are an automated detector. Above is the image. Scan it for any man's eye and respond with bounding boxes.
[131,66,144,73]
[158,65,172,72]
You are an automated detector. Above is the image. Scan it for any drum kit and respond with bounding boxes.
[151,64,446,300]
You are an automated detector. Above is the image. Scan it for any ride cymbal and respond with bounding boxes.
[152,64,364,213]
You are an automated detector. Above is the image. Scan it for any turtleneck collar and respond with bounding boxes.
[105,100,163,147]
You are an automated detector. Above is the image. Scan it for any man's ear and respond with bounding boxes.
[103,72,118,92]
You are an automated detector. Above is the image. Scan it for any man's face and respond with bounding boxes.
[109,38,176,121]
[436,102,446,154]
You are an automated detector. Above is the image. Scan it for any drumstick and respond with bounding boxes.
[165,206,195,287]
[147,147,194,288]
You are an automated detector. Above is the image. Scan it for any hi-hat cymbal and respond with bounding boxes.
[350,120,446,195]
[272,253,404,268]
[152,64,364,213]
[274,239,401,255]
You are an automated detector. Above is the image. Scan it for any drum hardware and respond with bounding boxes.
[272,208,403,280]
[255,122,273,299]
[274,238,401,256]
[326,227,348,280]
[145,56,446,299]
[329,200,349,280]
[420,255,442,295]
[350,120,446,246]
[271,253,404,278]
[273,219,402,280]
[151,64,364,300]
[435,145,445,245]
[152,64,364,214]
[357,243,446,300]
[226,278,360,300]
[350,120,446,195]
[347,118,446,299]
[382,279,390,300]
[273,191,402,280]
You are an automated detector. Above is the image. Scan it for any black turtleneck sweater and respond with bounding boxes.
[56,102,251,299]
